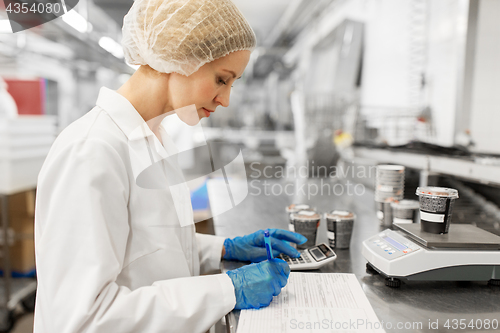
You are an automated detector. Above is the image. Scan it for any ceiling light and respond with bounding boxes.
[99,36,124,59]
[62,10,89,33]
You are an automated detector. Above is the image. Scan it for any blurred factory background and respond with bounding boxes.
[1,0,500,332]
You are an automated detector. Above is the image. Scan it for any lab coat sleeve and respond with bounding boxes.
[35,138,236,333]
[196,233,226,274]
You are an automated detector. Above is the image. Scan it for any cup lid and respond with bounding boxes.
[286,204,311,213]
[325,210,355,220]
[391,200,420,209]
[377,165,405,172]
[416,187,459,199]
[375,197,398,203]
[291,210,320,221]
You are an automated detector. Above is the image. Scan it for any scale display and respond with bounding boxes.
[382,236,408,251]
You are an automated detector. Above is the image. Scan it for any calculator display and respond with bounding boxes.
[310,248,326,261]
[278,243,336,270]
[318,244,335,258]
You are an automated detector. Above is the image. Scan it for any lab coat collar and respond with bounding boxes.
[95,87,175,180]
[96,87,146,140]
[96,87,194,227]
[96,87,172,156]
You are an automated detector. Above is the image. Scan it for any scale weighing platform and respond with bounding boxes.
[362,223,500,287]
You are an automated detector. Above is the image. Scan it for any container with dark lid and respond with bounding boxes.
[416,187,459,234]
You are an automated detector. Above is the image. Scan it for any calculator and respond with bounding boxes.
[278,243,337,270]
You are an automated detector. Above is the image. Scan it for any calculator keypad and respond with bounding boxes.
[278,250,312,265]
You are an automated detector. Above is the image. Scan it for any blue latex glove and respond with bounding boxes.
[226,258,290,309]
[223,229,308,263]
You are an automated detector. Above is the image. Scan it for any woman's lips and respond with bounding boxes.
[202,108,213,117]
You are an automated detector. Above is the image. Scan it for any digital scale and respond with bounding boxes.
[362,223,500,287]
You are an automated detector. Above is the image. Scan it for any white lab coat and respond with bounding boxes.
[34,87,236,333]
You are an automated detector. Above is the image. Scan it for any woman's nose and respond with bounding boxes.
[215,88,230,107]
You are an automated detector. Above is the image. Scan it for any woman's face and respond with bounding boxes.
[166,50,251,119]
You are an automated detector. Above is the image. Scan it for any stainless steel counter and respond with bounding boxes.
[208,178,500,333]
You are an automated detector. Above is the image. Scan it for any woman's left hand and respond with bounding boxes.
[223,229,308,262]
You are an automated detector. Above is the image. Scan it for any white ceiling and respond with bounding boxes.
[93,0,292,46]
[231,0,291,43]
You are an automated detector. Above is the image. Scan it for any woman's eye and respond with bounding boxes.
[217,77,234,87]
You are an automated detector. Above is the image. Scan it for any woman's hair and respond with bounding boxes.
[122,0,257,76]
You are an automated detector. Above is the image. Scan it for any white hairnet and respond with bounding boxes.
[122,0,257,76]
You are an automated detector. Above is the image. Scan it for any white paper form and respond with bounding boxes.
[237,273,385,333]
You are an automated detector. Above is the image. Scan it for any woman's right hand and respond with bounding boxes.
[226,259,290,309]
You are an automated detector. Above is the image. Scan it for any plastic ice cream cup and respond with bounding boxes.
[290,210,320,249]
[286,204,313,232]
[416,187,459,234]
[324,210,355,249]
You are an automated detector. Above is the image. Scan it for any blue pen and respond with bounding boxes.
[264,229,274,260]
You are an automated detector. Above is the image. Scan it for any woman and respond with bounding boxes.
[34,0,306,332]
